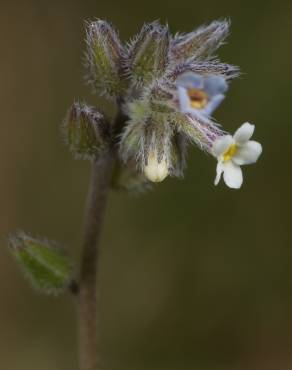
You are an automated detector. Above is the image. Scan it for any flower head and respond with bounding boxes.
[118,19,262,189]
[213,123,262,189]
[73,18,262,192]
[176,72,228,118]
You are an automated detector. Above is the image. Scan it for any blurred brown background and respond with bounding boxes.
[0,0,291,369]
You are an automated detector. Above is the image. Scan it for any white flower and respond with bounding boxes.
[176,72,228,118]
[212,122,262,189]
[144,151,169,182]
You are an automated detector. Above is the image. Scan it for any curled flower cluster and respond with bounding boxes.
[119,19,262,188]
[65,19,262,191]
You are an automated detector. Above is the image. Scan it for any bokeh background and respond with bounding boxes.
[1,0,291,369]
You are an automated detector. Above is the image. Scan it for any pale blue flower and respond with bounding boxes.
[176,72,228,118]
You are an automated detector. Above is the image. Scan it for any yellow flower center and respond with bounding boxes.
[187,88,209,109]
[223,144,237,162]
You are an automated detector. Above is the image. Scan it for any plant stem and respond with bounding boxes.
[78,150,115,370]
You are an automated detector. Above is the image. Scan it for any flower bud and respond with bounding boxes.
[63,102,110,160]
[172,111,224,154]
[126,21,170,88]
[170,19,230,63]
[167,61,239,84]
[144,151,169,182]
[85,20,126,98]
[9,232,73,295]
[120,103,175,179]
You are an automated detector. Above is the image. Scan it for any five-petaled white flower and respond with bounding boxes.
[176,72,228,118]
[212,122,262,189]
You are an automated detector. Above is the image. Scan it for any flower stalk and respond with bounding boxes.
[78,150,115,370]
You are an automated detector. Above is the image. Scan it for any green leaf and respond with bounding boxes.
[9,232,73,295]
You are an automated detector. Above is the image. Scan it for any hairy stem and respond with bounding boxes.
[78,150,115,370]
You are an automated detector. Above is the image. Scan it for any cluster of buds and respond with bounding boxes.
[64,19,262,190]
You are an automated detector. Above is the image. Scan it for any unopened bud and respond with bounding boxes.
[85,20,126,98]
[63,102,110,160]
[126,21,170,88]
[170,19,230,63]
[144,151,169,182]
[166,61,239,84]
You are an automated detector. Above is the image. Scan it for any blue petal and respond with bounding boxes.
[203,75,228,97]
[176,72,204,89]
[201,94,225,116]
[177,86,191,113]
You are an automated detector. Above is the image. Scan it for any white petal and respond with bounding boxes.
[201,94,225,117]
[214,161,224,185]
[212,135,234,157]
[144,153,169,182]
[233,122,255,144]
[223,161,243,189]
[233,141,262,165]
[177,86,191,113]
